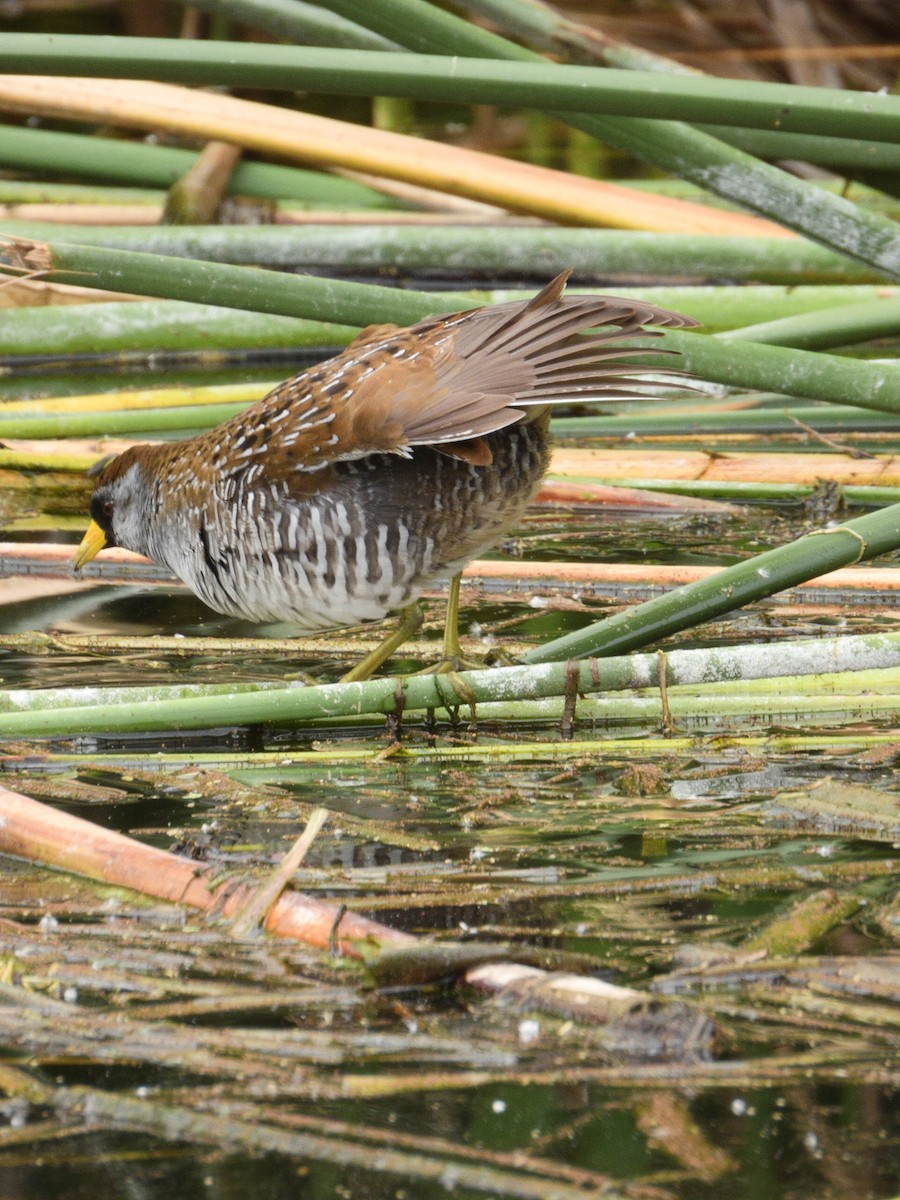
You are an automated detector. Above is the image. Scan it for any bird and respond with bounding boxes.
[73,271,697,680]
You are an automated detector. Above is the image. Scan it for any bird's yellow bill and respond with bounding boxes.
[72,520,107,571]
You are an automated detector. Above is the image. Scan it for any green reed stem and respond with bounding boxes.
[2,238,899,417]
[523,503,900,663]
[0,632,897,737]
[3,36,898,141]
[0,222,887,288]
[0,124,397,208]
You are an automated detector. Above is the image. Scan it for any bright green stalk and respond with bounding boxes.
[0,124,397,207]
[0,405,250,440]
[552,404,900,437]
[309,0,900,279]
[668,667,900,698]
[0,237,443,327]
[468,692,900,727]
[7,662,900,715]
[3,663,896,716]
[0,285,894,362]
[717,297,900,350]
[523,503,900,664]
[0,632,897,737]
[0,222,887,287]
[840,173,900,202]
[0,182,162,205]
[696,125,900,173]
[3,35,898,142]
[4,238,899,415]
[2,683,897,731]
[0,301,355,358]
[653,329,900,414]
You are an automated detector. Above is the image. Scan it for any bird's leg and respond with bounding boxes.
[416,573,484,675]
[440,572,465,666]
[341,577,482,683]
[339,602,424,683]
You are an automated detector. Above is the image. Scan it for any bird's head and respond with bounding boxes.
[73,445,160,570]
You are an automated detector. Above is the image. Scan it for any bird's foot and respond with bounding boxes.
[412,651,485,677]
[483,646,518,669]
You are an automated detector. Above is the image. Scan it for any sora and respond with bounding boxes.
[74,272,696,679]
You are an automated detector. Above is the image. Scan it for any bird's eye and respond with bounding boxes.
[103,500,114,516]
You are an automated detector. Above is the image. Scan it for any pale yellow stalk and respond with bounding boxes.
[0,75,792,236]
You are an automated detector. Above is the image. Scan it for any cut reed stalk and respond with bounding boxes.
[0,632,897,737]
[550,447,900,486]
[1,282,895,366]
[0,222,889,289]
[2,671,897,733]
[0,784,411,954]
[0,786,696,1043]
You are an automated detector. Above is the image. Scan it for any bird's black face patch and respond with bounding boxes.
[89,490,118,548]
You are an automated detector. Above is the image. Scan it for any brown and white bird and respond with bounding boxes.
[74,272,696,679]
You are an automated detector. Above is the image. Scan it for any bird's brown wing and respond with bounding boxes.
[218,271,698,477]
